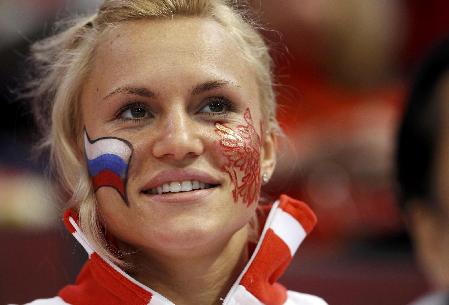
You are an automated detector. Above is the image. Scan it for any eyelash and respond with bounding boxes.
[115,102,152,123]
[197,96,236,117]
[114,96,237,123]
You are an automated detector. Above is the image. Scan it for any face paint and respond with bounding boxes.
[215,108,262,207]
[84,130,133,205]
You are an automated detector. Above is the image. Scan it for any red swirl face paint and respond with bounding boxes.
[215,108,262,207]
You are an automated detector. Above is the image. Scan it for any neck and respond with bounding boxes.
[127,225,250,305]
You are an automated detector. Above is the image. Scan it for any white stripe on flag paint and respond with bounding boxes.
[226,285,264,305]
[270,209,306,256]
[84,133,132,161]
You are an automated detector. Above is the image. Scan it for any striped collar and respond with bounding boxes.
[59,195,316,305]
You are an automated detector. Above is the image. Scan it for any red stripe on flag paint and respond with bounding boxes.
[92,169,125,198]
[240,229,290,305]
[279,195,316,234]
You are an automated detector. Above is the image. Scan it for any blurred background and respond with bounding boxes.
[1,0,449,304]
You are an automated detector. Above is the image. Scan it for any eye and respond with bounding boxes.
[199,97,234,115]
[117,103,152,121]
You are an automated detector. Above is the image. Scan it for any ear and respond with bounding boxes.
[260,128,277,183]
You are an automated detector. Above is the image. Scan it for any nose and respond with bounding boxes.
[152,108,204,161]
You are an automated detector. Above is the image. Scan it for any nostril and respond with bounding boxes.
[152,136,204,160]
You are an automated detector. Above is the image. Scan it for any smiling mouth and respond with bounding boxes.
[142,180,219,195]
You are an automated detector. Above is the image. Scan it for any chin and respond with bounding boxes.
[136,215,248,257]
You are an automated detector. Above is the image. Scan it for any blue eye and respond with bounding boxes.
[199,97,233,115]
[118,103,152,121]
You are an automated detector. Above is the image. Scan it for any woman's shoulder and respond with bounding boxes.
[286,290,328,305]
[12,296,70,305]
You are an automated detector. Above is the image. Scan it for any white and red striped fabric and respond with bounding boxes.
[22,195,327,305]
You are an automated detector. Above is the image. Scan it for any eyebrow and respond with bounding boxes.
[103,79,232,101]
[191,80,231,96]
[103,87,155,100]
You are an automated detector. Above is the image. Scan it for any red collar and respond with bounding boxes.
[59,195,316,305]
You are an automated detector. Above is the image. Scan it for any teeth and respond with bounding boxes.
[170,182,181,193]
[181,181,192,192]
[147,180,212,195]
[192,181,199,189]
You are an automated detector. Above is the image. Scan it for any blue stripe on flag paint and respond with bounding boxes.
[87,154,128,177]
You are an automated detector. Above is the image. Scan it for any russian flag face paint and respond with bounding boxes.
[84,130,133,204]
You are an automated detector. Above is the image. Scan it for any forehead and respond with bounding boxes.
[100,17,231,52]
[89,17,257,95]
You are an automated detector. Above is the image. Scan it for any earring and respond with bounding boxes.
[262,172,270,184]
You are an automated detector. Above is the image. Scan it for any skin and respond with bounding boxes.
[80,17,276,305]
[408,73,449,291]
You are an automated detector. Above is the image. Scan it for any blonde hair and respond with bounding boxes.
[27,0,278,265]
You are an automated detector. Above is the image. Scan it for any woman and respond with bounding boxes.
[22,1,327,304]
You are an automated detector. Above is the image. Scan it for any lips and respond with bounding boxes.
[141,169,221,196]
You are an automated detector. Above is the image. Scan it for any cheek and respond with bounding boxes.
[215,108,262,207]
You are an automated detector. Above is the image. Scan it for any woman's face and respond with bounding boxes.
[80,17,276,256]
